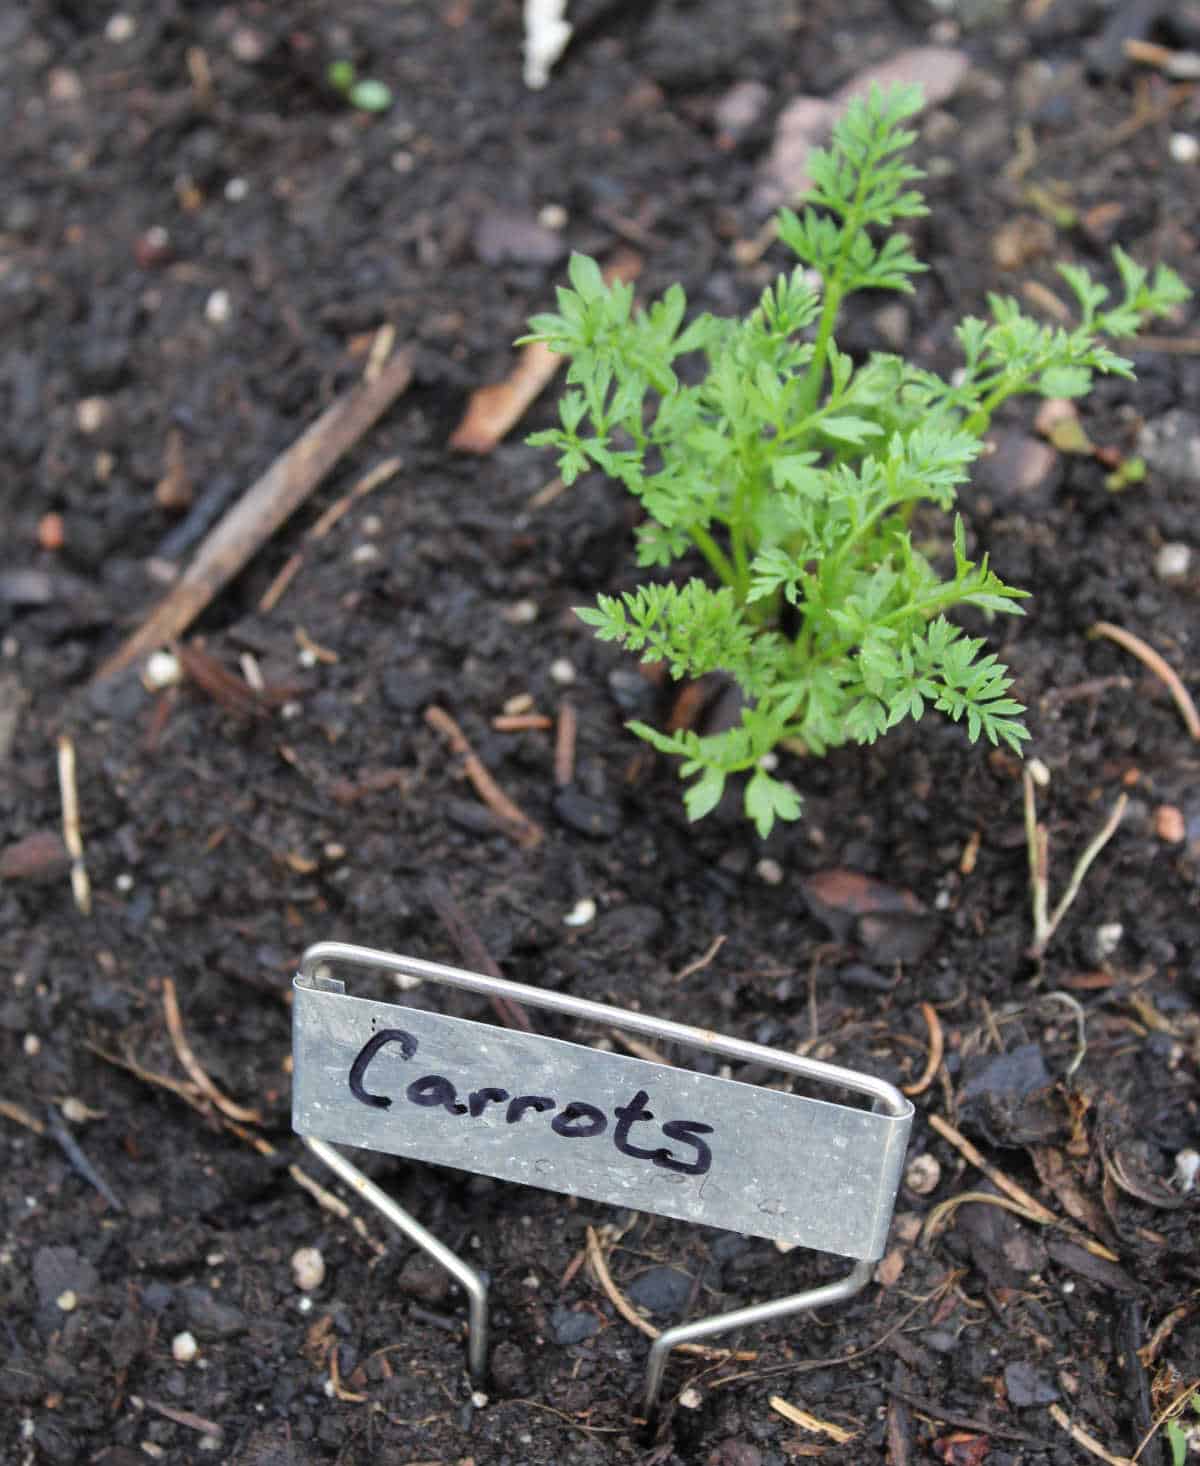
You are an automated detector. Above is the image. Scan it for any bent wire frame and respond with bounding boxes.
[292,940,913,1420]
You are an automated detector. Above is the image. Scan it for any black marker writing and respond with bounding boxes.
[346,1034,716,1175]
[348,1028,418,1110]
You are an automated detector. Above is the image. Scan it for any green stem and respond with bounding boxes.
[689,524,738,589]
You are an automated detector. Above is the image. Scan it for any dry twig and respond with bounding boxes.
[769,1395,857,1444]
[1090,621,1200,740]
[1024,771,1128,960]
[1049,1403,1134,1466]
[901,1002,943,1097]
[161,977,262,1124]
[95,349,413,681]
[671,934,727,985]
[554,698,577,787]
[424,704,543,847]
[584,1226,756,1363]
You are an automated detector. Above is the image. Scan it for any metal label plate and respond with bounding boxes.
[292,978,909,1259]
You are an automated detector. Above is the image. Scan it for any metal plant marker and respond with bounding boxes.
[292,941,914,1419]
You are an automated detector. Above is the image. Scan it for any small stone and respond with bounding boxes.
[473,210,567,267]
[133,225,172,268]
[56,1290,78,1312]
[172,1331,198,1364]
[678,1387,703,1410]
[37,514,65,551]
[1169,133,1200,164]
[470,1390,489,1409]
[142,651,182,691]
[562,897,596,927]
[230,26,268,63]
[76,397,109,434]
[502,599,538,624]
[0,830,65,883]
[551,1306,601,1345]
[992,214,1055,271]
[224,177,249,203]
[713,79,770,143]
[549,657,576,685]
[755,858,784,885]
[47,68,83,104]
[1154,805,1185,843]
[23,1034,41,1057]
[205,290,232,326]
[873,302,910,350]
[105,13,136,43]
[627,1266,692,1317]
[537,203,568,231]
[1092,922,1123,960]
[904,1154,941,1195]
[1172,1148,1200,1193]
[1155,543,1191,581]
[290,1247,325,1292]
[1138,410,1200,487]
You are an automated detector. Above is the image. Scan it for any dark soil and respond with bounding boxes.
[3,2,1199,1463]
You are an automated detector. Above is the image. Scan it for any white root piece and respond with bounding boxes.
[56,734,91,916]
[524,0,572,89]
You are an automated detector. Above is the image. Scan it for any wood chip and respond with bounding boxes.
[424,704,543,848]
[162,976,262,1124]
[1090,621,1200,741]
[449,252,641,453]
[770,1395,857,1443]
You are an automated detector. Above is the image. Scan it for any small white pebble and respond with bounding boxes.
[1155,543,1191,581]
[758,751,779,772]
[297,1295,313,1313]
[205,1252,225,1267]
[297,646,318,669]
[774,1238,799,1254]
[105,13,136,42]
[523,1272,541,1290]
[197,1436,222,1453]
[678,1387,704,1410]
[538,203,568,231]
[471,1391,489,1409]
[172,1331,198,1364]
[391,150,415,173]
[350,543,380,565]
[1169,132,1200,164]
[755,858,784,885]
[204,289,232,325]
[280,701,302,720]
[116,872,135,893]
[1172,1148,1200,1194]
[361,514,382,536]
[323,842,346,861]
[1027,756,1051,788]
[57,1290,78,1312]
[224,177,249,202]
[323,1378,336,1398]
[291,1246,325,1291]
[905,1154,941,1195]
[549,657,576,685]
[503,692,535,715]
[143,649,182,690]
[61,1097,89,1124]
[76,397,109,434]
[141,1444,165,1461]
[1062,1279,1075,1294]
[1093,922,1123,960]
[503,599,539,625]
[563,896,596,927]
[22,1034,40,1058]
[394,971,423,992]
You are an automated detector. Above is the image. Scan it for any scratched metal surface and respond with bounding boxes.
[292,981,909,1259]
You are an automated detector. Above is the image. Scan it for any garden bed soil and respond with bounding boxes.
[2,2,1199,1463]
